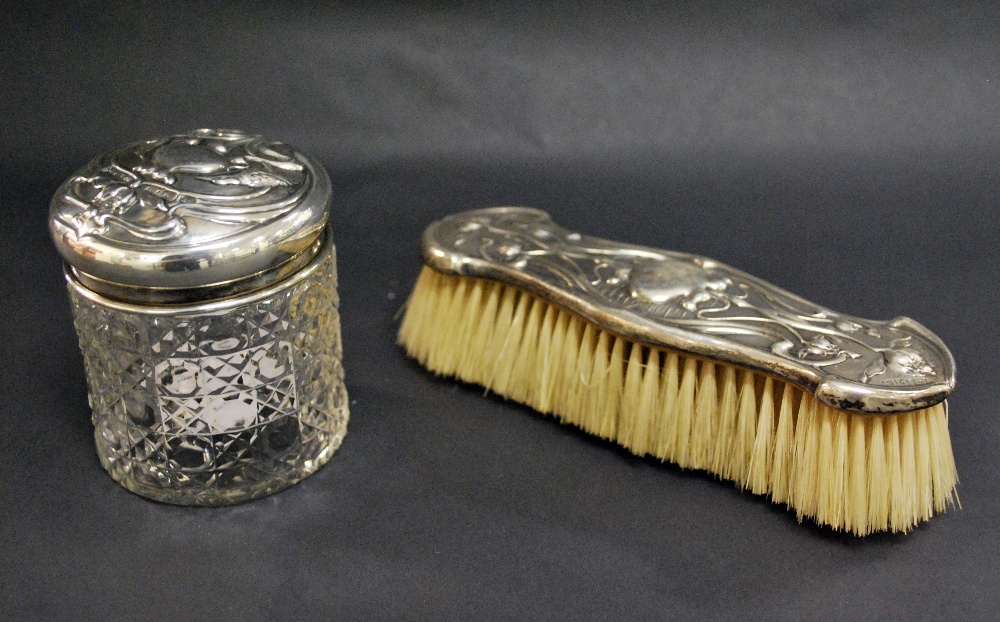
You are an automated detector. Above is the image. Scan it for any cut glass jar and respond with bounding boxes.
[49,129,349,505]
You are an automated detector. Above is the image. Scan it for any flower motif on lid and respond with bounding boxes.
[55,129,309,242]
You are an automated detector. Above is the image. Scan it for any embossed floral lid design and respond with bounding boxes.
[50,129,331,302]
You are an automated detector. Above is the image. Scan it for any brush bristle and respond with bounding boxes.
[399,267,960,535]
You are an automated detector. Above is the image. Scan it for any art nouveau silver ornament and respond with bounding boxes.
[50,129,349,505]
[422,207,954,413]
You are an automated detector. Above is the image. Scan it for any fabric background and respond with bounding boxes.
[1,2,997,620]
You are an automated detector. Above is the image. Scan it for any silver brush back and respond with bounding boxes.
[421,207,955,414]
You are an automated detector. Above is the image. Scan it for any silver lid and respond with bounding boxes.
[49,129,331,303]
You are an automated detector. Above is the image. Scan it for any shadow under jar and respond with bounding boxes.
[49,129,349,505]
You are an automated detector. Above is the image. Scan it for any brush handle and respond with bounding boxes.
[421,207,955,413]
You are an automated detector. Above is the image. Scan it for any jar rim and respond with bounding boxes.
[66,227,335,315]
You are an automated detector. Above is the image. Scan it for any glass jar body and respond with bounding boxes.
[66,240,348,505]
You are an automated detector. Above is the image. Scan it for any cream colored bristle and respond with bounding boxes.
[532,304,560,413]
[583,327,610,436]
[928,402,960,512]
[710,365,738,476]
[746,377,775,494]
[620,346,660,456]
[452,279,486,375]
[866,416,890,533]
[729,371,758,485]
[602,337,627,440]
[885,416,905,529]
[398,267,960,535]
[571,321,596,432]
[670,357,699,468]
[846,414,868,535]
[509,295,544,404]
[635,348,662,456]
[555,312,586,424]
[768,382,797,505]
[815,408,836,527]
[651,352,680,461]
[463,280,500,378]
[619,344,645,452]
[913,410,932,523]
[899,412,918,526]
[489,287,528,396]
[793,399,821,520]
[823,409,848,530]
[691,362,718,471]
[424,269,461,373]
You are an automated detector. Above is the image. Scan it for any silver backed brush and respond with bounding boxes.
[421,206,954,414]
[401,206,960,534]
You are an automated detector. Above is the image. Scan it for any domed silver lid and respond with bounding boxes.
[50,129,331,303]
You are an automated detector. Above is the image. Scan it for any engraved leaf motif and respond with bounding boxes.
[835,319,863,333]
[886,348,934,376]
[801,335,840,357]
[496,243,523,261]
[133,164,176,185]
[84,175,138,215]
[206,171,291,188]
[681,290,716,312]
[93,184,137,214]
[862,356,887,383]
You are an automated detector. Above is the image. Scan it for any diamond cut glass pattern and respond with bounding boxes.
[68,248,348,505]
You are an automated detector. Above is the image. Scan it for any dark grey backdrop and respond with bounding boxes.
[2,2,998,620]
